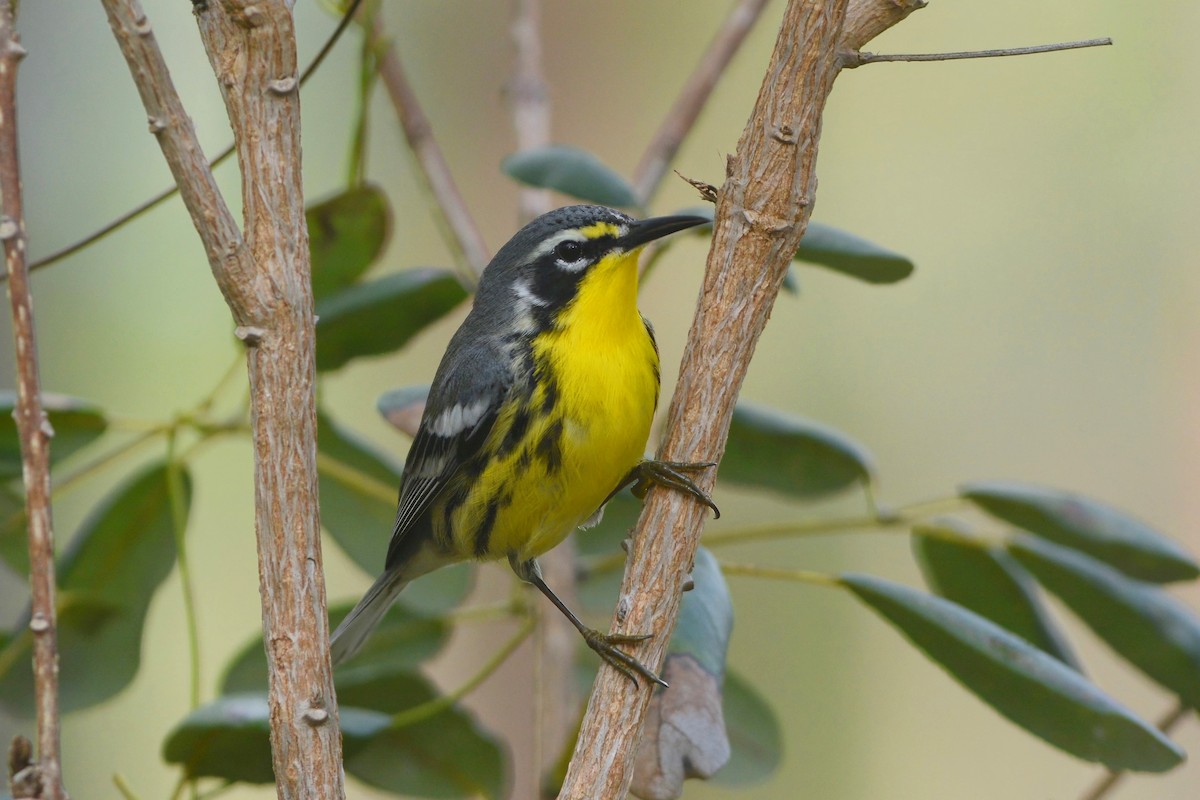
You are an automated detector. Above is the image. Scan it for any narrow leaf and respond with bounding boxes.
[842,573,1183,772]
[912,517,1080,669]
[315,269,467,372]
[501,145,638,208]
[0,392,107,479]
[795,222,914,284]
[722,403,875,499]
[962,481,1199,583]
[710,670,783,787]
[0,462,191,715]
[307,184,392,300]
[1010,535,1200,709]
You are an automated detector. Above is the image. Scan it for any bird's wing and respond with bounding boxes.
[384,342,513,569]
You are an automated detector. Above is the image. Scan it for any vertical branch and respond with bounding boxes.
[508,0,552,220]
[0,4,67,799]
[101,0,344,796]
[192,2,343,798]
[558,0,850,796]
[631,0,771,206]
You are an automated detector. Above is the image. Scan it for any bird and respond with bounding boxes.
[329,204,719,686]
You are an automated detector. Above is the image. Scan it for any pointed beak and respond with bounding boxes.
[619,214,710,251]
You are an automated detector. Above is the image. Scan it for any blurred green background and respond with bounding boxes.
[1,0,1197,798]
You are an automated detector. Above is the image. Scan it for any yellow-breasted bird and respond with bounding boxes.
[330,204,719,685]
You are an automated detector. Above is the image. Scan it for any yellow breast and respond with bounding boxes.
[445,250,659,563]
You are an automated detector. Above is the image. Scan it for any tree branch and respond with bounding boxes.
[373,14,490,281]
[632,0,771,206]
[101,0,344,796]
[558,0,852,793]
[191,2,343,798]
[0,5,67,799]
[508,0,553,222]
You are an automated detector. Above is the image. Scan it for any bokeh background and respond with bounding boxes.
[2,1,1198,798]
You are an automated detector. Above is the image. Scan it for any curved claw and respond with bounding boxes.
[581,627,667,688]
[632,459,721,519]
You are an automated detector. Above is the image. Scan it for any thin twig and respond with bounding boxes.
[845,37,1112,67]
[0,5,68,799]
[719,562,841,586]
[165,430,201,710]
[19,0,364,278]
[373,14,490,282]
[632,0,771,205]
[1077,702,1192,800]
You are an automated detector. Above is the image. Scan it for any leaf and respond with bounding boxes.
[961,481,1199,583]
[501,145,638,208]
[307,184,392,300]
[0,462,191,716]
[315,269,467,372]
[912,517,1081,669]
[631,548,734,799]
[220,602,449,695]
[343,672,510,799]
[317,411,404,574]
[710,670,783,787]
[162,693,391,783]
[842,573,1183,772]
[1009,536,1200,709]
[721,403,875,499]
[0,392,108,479]
[377,385,430,437]
[794,222,914,284]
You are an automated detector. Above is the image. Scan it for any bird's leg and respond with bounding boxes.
[604,459,720,519]
[512,556,667,688]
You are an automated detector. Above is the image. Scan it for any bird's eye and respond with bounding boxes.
[554,240,584,262]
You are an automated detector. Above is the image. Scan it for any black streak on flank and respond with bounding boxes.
[474,497,501,557]
[536,418,563,473]
[499,406,531,457]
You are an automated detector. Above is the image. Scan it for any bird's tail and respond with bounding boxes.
[330,569,409,666]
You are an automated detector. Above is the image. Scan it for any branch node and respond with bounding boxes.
[133,14,152,36]
[267,76,298,95]
[0,216,17,239]
[234,325,266,346]
[675,171,718,204]
[301,707,329,726]
[28,612,50,634]
[240,5,267,28]
[147,116,167,135]
[771,123,797,144]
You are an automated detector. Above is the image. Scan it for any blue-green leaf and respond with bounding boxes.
[795,222,914,284]
[315,269,467,372]
[842,573,1183,771]
[722,403,875,498]
[1009,535,1200,709]
[377,385,430,437]
[308,184,391,300]
[0,392,108,479]
[501,145,638,208]
[0,462,191,716]
[912,517,1080,669]
[962,481,1199,583]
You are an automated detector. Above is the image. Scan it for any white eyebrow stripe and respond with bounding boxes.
[429,398,490,437]
[527,230,586,262]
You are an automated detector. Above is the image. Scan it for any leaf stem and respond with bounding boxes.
[315,450,397,504]
[390,617,535,729]
[719,561,842,587]
[112,773,142,800]
[166,428,201,710]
